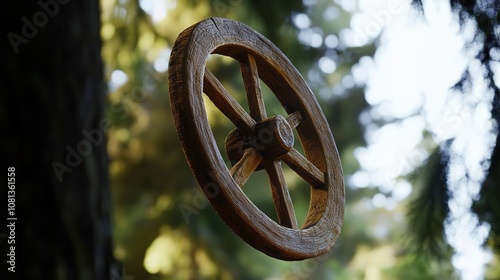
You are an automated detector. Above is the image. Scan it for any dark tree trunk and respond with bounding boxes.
[1,1,117,279]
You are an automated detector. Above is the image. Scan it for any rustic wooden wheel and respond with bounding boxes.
[168,18,344,260]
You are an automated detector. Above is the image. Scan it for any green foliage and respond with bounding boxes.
[406,146,453,257]
[383,254,457,280]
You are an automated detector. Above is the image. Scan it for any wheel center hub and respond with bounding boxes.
[225,115,294,168]
[254,115,294,160]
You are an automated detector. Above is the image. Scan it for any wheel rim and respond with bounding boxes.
[168,18,344,260]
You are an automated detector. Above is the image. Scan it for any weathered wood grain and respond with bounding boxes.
[264,160,298,229]
[168,17,344,260]
[240,53,267,122]
[204,67,256,135]
[230,147,263,187]
[281,148,325,188]
[286,111,303,129]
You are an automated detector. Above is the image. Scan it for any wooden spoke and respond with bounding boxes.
[240,53,267,122]
[281,149,325,188]
[286,111,303,129]
[204,68,256,135]
[230,148,263,187]
[264,160,298,229]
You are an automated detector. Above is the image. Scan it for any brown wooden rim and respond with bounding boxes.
[168,18,344,260]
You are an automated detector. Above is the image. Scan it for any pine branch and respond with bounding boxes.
[406,145,452,258]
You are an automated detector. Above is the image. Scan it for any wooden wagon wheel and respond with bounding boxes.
[168,18,344,260]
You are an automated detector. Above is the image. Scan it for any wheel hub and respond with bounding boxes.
[255,115,294,159]
[225,115,294,167]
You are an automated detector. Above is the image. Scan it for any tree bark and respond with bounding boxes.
[1,1,117,279]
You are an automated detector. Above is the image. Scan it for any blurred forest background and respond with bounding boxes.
[100,0,500,279]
